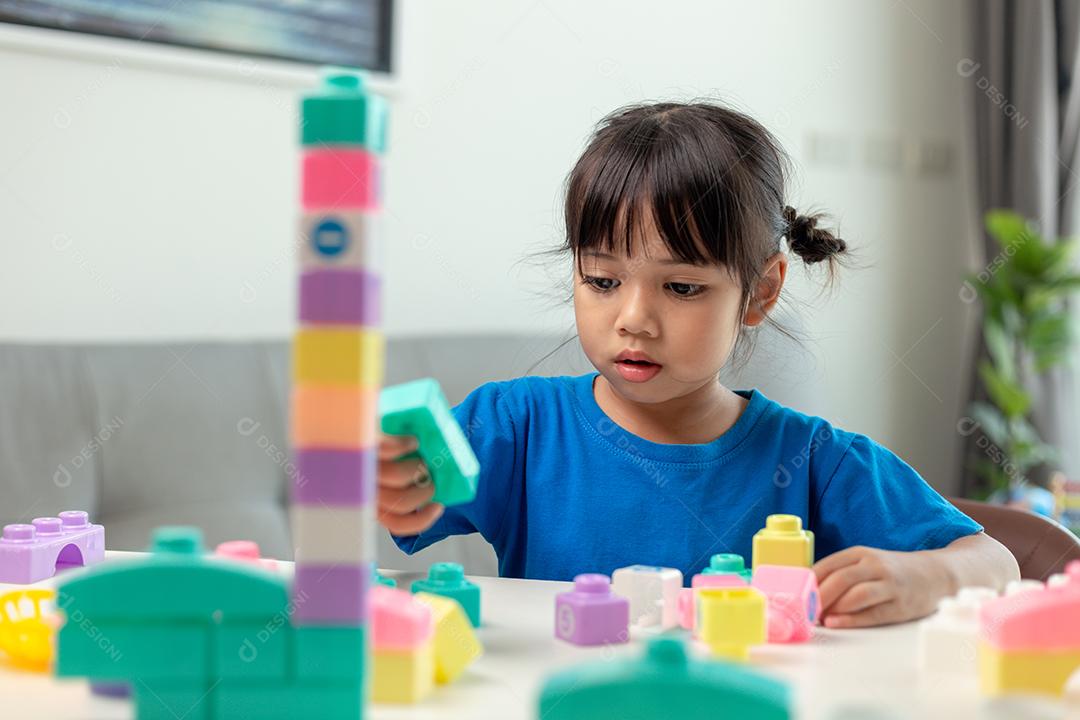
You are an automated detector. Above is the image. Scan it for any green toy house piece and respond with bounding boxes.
[538,637,790,720]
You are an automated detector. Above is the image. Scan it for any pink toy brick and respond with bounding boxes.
[980,580,1080,652]
[371,585,434,650]
[677,573,747,632]
[214,540,278,571]
[751,565,820,643]
[555,574,630,646]
[301,148,380,211]
[0,511,104,584]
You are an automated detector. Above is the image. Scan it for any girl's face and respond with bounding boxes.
[573,211,784,406]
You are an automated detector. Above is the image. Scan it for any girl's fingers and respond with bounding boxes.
[823,601,901,629]
[379,457,429,489]
[378,503,444,537]
[817,561,882,616]
[378,433,419,460]
[827,580,893,616]
[378,480,437,515]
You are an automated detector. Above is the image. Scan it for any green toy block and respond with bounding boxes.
[380,378,480,507]
[701,553,753,582]
[133,679,216,720]
[410,562,481,627]
[57,622,209,680]
[56,527,289,622]
[217,621,289,680]
[538,637,791,720]
[294,626,366,681]
[215,681,364,720]
[373,567,397,588]
[301,70,388,152]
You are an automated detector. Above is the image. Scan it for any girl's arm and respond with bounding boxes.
[814,532,1020,628]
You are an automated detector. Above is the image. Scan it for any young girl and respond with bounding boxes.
[377,101,1019,628]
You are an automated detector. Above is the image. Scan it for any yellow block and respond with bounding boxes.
[978,641,1080,697]
[372,641,434,704]
[696,587,767,661]
[293,328,384,386]
[415,592,483,684]
[752,514,814,568]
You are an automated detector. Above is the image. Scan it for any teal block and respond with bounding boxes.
[217,621,289,680]
[380,378,479,506]
[294,626,366,681]
[538,637,790,720]
[56,527,289,622]
[373,567,396,588]
[410,562,481,627]
[301,70,387,152]
[216,681,363,720]
[133,679,216,720]
[57,621,208,680]
[701,553,753,582]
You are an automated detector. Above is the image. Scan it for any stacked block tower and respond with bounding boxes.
[292,67,389,689]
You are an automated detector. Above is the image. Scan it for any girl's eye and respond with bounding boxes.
[666,282,705,297]
[584,275,619,292]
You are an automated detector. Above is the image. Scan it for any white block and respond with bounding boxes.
[611,565,683,631]
[918,587,998,676]
[291,504,374,564]
[299,211,381,272]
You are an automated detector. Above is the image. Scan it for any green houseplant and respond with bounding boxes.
[965,210,1080,499]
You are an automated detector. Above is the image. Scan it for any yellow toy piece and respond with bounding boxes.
[0,589,56,672]
[978,640,1080,696]
[373,641,434,704]
[293,327,384,386]
[752,514,814,568]
[415,592,482,684]
[696,587,767,661]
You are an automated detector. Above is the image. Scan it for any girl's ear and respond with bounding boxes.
[744,252,787,327]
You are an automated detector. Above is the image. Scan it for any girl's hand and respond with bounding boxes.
[377,433,444,537]
[813,546,947,628]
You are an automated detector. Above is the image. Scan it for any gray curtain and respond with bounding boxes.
[963,0,1080,495]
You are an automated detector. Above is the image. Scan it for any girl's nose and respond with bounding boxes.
[616,286,659,338]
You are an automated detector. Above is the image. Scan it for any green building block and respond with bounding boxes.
[59,622,209,680]
[218,621,289,680]
[373,567,397,588]
[301,70,388,152]
[701,553,753,582]
[409,562,481,627]
[216,681,364,720]
[538,637,791,720]
[133,680,217,720]
[380,378,480,507]
[294,626,366,681]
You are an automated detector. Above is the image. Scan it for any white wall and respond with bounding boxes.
[0,0,979,493]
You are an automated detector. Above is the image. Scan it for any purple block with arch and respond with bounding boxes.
[0,510,105,584]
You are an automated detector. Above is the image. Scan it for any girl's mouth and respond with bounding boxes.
[615,359,662,383]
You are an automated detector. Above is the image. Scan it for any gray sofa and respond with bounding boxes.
[0,327,824,576]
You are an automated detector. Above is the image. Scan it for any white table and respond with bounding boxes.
[0,554,1070,720]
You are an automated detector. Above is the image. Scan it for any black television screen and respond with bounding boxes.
[0,0,393,72]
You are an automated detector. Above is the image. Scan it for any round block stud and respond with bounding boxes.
[411,562,481,627]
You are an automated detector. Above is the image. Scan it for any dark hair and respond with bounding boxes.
[560,101,847,324]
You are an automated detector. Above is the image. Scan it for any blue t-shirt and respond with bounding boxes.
[392,373,982,582]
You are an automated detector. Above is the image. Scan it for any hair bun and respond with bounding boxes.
[782,205,846,265]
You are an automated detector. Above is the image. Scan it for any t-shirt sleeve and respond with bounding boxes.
[390,381,520,555]
[812,433,983,559]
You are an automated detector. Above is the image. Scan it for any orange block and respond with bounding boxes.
[291,385,377,449]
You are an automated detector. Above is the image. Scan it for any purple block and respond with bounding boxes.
[299,269,380,325]
[292,563,370,624]
[554,574,630,646]
[0,510,105,584]
[292,449,375,506]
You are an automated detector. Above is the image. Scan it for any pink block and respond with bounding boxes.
[0,511,105,584]
[677,573,747,632]
[371,585,434,650]
[292,564,369,624]
[751,565,819,643]
[214,540,278,572]
[302,148,379,211]
[980,581,1080,651]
